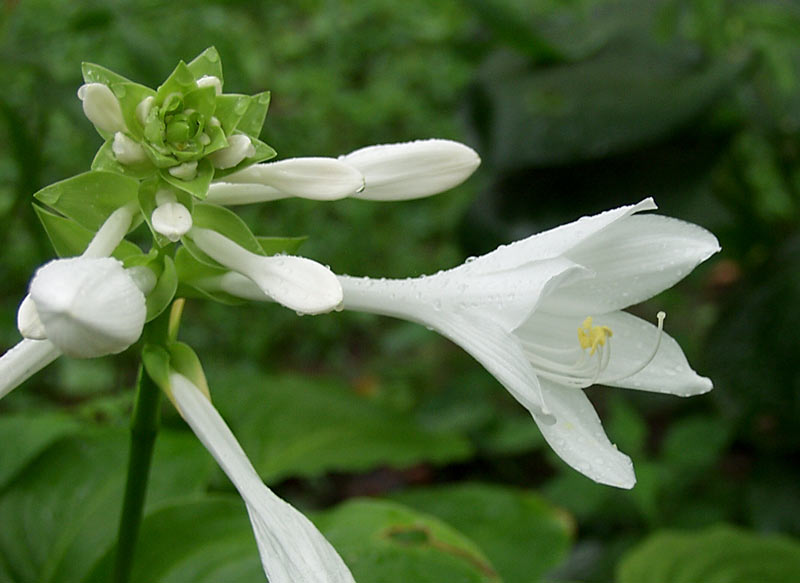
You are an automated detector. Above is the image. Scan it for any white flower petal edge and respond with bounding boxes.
[339,139,481,201]
[335,199,719,487]
[189,228,343,315]
[169,372,356,583]
[207,158,365,205]
[0,339,61,400]
[534,378,635,488]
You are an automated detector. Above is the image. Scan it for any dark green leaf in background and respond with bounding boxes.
[617,525,800,583]
[390,482,572,583]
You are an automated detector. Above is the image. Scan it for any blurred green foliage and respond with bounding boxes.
[1,0,800,581]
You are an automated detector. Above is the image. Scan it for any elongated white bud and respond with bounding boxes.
[340,139,480,200]
[190,228,343,314]
[151,201,192,242]
[208,157,364,204]
[28,257,146,358]
[208,134,255,169]
[77,83,126,134]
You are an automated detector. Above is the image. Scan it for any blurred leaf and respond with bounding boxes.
[0,412,80,491]
[83,498,261,583]
[475,47,744,168]
[616,524,800,583]
[390,482,572,583]
[0,426,214,583]
[208,366,473,482]
[314,498,501,582]
[662,414,731,471]
[606,395,648,459]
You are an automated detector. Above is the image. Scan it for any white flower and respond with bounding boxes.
[339,139,481,200]
[151,201,192,242]
[168,372,356,583]
[205,139,479,205]
[77,83,126,134]
[335,198,720,488]
[188,228,343,315]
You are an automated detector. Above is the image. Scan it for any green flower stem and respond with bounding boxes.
[113,364,162,583]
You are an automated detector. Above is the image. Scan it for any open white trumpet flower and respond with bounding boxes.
[336,198,720,488]
[169,372,356,583]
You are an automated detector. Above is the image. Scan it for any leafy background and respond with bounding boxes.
[1,0,800,581]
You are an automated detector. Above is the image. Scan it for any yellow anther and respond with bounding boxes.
[577,316,613,356]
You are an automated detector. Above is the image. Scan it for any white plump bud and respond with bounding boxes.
[151,201,193,242]
[341,139,481,200]
[77,83,126,134]
[208,134,256,169]
[112,132,148,165]
[28,257,146,358]
[168,161,198,181]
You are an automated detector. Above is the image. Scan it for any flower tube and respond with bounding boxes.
[168,372,356,583]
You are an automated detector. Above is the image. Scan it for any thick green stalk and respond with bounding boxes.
[112,364,161,583]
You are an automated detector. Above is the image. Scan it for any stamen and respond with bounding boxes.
[521,311,666,389]
[603,311,666,383]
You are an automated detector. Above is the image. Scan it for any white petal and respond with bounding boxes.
[151,201,192,242]
[341,139,481,201]
[534,379,635,488]
[169,372,356,583]
[208,135,256,169]
[0,339,61,400]
[539,214,721,315]
[190,228,343,315]
[516,311,713,396]
[77,83,126,134]
[217,158,364,201]
[29,257,146,358]
[17,295,46,339]
[465,198,658,276]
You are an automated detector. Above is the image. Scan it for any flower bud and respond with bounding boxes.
[112,132,148,165]
[208,135,256,169]
[196,75,223,95]
[151,201,192,242]
[77,83,126,134]
[208,157,365,204]
[341,139,480,200]
[28,257,146,358]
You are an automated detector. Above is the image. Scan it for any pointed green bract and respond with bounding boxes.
[237,91,271,138]
[34,171,141,230]
[191,202,265,254]
[33,205,142,260]
[82,62,134,86]
[168,342,210,397]
[187,46,224,85]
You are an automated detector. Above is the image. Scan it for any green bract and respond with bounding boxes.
[80,47,276,199]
